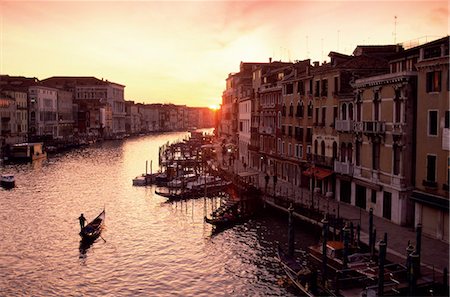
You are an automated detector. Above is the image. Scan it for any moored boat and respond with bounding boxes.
[1,174,15,189]
[3,142,47,163]
[80,209,105,242]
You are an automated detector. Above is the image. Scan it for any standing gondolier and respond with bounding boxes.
[78,213,87,230]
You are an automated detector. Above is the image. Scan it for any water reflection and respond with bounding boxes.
[0,132,318,296]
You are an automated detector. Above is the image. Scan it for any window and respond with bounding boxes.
[278,111,281,128]
[371,190,377,204]
[297,81,304,95]
[288,143,292,156]
[277,138,282,153]
[315,108,320,125]
[321,141,325,156]
[299,145,303,158]
[307,101,313,117]
[282,104,286,116]
[373,92,380,121]
[428,110,438,136]
[288,125,292,136]
[306,145,311,154]
[289,103,294,117]
[372,142,380,170]
[426,71,441,92]
[394,90,402,123]
[445,111,449,129]
[322,107,326,126]
[286,83,294,95]
[426,155,437,182]
[239,121,243,132]
[334,77,339,94]
[295,144,299,158]
[321,79,328,96]
[315,81,320,97]
[306,128,312,142]
[333,106,338,127]
[282,141,285,155]
[296,101,304,117]
[393,145,401,175]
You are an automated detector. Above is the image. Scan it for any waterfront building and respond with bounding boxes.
[220,73,238,145]
[56,89,75,140]
[0,92,17,146]
[42,77,126,138]
[28,85,58,139]
[280,60,312,188]
[352,47,419,226]
[2,88,28,143]
[138,103,160,132]
[411,36,449,241]
[259,64,293,177]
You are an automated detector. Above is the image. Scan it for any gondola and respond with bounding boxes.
[277,246,337,297]
[79,209,105,242]
[204,214,244,229]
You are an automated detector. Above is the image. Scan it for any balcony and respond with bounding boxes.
[335,120,353,132]
[392,123,404,136]
[259,126,273,134]
[353,121,363,132]
[362,121,385,134]
[307,154,334,168]
[334,160,354,175]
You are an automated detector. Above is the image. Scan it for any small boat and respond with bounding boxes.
[204,213,245,229]
[277,246,335,297]
[132,175,147,186]
[79,210,105,242]
[1,174,15,189]
[3,142,47,163]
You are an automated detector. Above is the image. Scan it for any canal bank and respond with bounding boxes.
[213,144,449,276]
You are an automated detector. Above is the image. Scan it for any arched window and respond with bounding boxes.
[282,104,286,116]
[348,103,354,120]
[307,101,313,117]
[277,111,281,128]
[340,142,346,161]
[314,140,318,155]
[332,141,338,160]
[341,103,347,120]
[296,101,304,117]
[321,141,325,156]
[347,143,353,163]
[289,103,294,117]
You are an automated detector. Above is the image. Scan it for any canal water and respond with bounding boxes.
[0,131,318,296]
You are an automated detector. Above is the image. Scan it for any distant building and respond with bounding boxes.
[42,76,126,137]
[2,88,28,143]
[0,92,17,145]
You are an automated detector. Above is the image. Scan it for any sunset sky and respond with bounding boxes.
[0,1,447,107]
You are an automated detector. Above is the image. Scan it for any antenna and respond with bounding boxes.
[394,15,397,44]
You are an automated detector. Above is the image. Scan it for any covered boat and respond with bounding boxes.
[1,174,15,189]
[79,210,105,242]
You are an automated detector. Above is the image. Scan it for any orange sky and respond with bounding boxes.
[0,1,448,107]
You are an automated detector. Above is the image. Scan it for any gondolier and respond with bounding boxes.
[78,213,87,230]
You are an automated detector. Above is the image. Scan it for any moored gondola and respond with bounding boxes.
[79,209,105,242]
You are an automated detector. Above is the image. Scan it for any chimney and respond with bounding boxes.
[269,57,272,63]
[313,61,320,67]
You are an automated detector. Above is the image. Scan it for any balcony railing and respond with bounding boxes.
[334,160,354,175]
[335,120,353,132]
[259,126,273,134]
[353,121,386,134]
[392,123,404,136]
[307,154,334,168]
